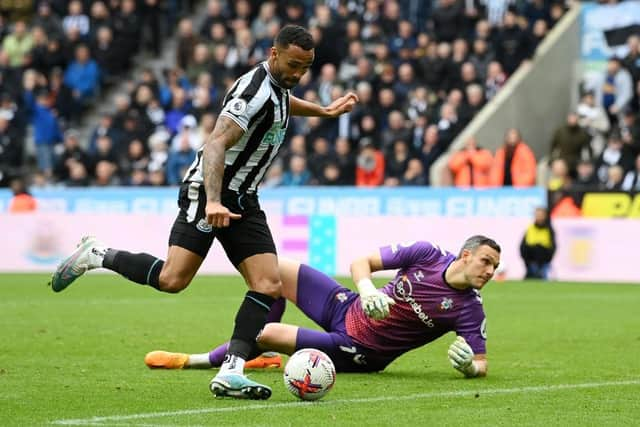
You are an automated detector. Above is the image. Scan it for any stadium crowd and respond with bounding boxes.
[0,0,582,189]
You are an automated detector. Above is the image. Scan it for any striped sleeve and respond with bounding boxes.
[220,65,270,132]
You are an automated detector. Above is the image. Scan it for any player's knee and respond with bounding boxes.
[252,277,282,299]
[158,271,189,293]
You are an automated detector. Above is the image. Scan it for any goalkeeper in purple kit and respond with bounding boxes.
[146,235,500,378]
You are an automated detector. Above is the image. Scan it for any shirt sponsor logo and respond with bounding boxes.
[393,275,434,327]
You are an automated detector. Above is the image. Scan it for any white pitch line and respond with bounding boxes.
[51,379,640,425]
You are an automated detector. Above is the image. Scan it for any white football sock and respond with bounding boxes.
[218,355,245,376]
[186,353,212,369]
[89,246,108,268]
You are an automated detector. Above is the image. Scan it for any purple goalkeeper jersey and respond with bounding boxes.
[345,241,487,361]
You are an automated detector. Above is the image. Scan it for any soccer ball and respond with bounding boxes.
[283,348,336,401]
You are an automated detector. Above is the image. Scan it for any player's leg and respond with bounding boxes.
[50,182,213,293]
[209,208,280,399]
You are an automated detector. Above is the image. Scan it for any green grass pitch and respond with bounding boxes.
[1,273,639,426]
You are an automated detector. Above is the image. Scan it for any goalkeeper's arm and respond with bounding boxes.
[350,252,395,320]
[447,336,488,378]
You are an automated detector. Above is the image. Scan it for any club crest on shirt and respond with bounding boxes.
[228,98,247,116]
[439,297,454,311]
[335,292,348,303]
[196,219,213,233]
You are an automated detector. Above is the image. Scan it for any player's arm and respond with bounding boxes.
[290,92,359,117]
[202,116,244,228]
[447,336,487,378]
[350,251,395,320]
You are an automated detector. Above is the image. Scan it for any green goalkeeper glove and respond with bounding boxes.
[357,278,395,320]
[448,336,478,376]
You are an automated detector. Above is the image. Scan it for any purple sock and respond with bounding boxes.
[208,298,286,366]
[209,343,229,366]
[266,297,286,323]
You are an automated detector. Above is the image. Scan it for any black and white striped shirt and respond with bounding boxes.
[183,62,290,194]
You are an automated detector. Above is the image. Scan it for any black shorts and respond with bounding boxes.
[168,182,277,267]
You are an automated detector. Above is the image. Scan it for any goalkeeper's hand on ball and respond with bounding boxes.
[448,336,478,377]
[357,278,395,320]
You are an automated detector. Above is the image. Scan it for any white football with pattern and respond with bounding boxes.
[283,348,336,401]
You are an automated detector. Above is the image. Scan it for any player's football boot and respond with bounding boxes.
[209,373,272,400]
[144,351,190,369]
[245,352,282,369]
[49,236,105,292]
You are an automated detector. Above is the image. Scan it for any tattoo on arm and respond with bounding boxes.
[202,116,245,202]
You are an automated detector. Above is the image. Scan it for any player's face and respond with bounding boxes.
[463,245,500,289]
[271,45,314,89]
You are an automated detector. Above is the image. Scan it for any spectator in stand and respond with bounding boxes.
[384,139,412,186]
[620,109,640,157]
[55,130,91,183]
[33,1,64,41]
[495,9,532,76]
[64,44,100,112]
[490,127,536,187]
[8,177,37,213]
[170,114,201,152]
[381,110,411,154]
[23,81,63,177]
[2,20,32,68]
[485,61,506,100]
[307,137,333,184]
[90,135,119,175]
[576,91,610,156]
[448,136,493,187]
[176,17,199,71]
[164,87,191,134]
[166,131,196,185]
[402,158,427,186]
[530,19,549,53]
[282,154,311,186]
[92,26,124,85]
[62,1,90,39]
[546,158,571,191]
[594,57,633,127]
[356,140,385,187]
[469,38,494,83]
[199,0,227,39]
[549,112,592,175]
[595,132,635,184]
[93,160,120,186]
[430,0,466,43]
[520,207,555,280]
[621,154,640,191]
[622,35,640,91]
[601,164,625,190]
[88,1,111,42]
[572,159,598,190]
[0,110,23,174]
[334,137,356,185]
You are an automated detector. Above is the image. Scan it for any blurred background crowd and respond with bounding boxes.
[0,0,638,193]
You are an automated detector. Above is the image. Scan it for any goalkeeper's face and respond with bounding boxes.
[463,245,501,289]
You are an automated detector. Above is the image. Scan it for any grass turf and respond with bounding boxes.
[1,273,639,426]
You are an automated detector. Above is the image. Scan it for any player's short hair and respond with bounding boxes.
[275,25,314,51]
[458,235,501,258]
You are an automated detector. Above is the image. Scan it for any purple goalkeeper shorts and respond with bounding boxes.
[294,264,381,373]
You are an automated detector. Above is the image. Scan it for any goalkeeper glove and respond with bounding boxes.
[357,278,395,320]
[448,336,478,377]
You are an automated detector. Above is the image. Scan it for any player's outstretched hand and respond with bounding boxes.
[448,336,474,371]
[205,201,242,228]
[324,92,359,118]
